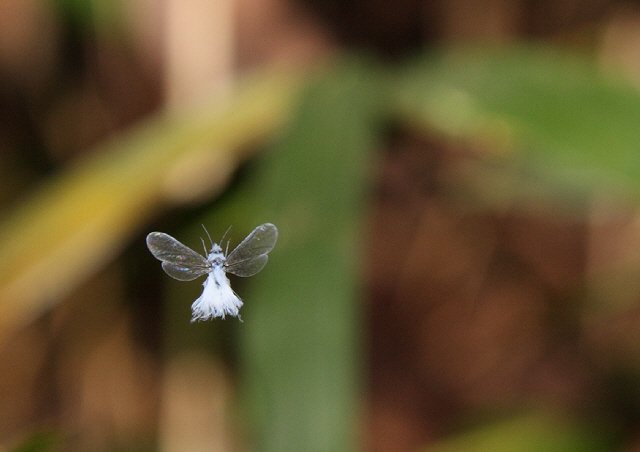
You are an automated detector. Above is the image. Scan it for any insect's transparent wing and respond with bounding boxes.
[146,232,210,279]
[226,254,268,277]
[225,223,278,277]
[161,262,206,281]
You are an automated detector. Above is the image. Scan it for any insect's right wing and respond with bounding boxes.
[226,254,269,278]
[146,232,210,281]
[225,223,278,277]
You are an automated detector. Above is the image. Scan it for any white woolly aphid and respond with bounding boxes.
[146,223,278,322]
[190,245,243,321]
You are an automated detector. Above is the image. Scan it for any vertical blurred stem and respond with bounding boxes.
[240,61,384,451]
[160,1,236,450]
[164,0,234,106]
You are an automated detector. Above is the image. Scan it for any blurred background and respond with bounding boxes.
[3,0,640,451]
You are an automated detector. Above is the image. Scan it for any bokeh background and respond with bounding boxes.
[3,1,640,451]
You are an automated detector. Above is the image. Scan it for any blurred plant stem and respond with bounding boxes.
[0,70,301,341]
[236,60,384,452]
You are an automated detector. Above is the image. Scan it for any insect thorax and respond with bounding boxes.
[207,246,225,266]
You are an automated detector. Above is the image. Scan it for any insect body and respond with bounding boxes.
[146,223,278,321]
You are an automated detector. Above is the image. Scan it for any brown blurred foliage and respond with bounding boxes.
[2,0,640,450]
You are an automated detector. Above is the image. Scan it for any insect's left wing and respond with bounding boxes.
[146,232,210,281]
[225,223,278,277]
[160,262,206,281]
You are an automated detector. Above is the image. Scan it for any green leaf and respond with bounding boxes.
[425,413,611,452]
[396,47,640,201]
[235,61,384,452]
[9,430,62,452]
